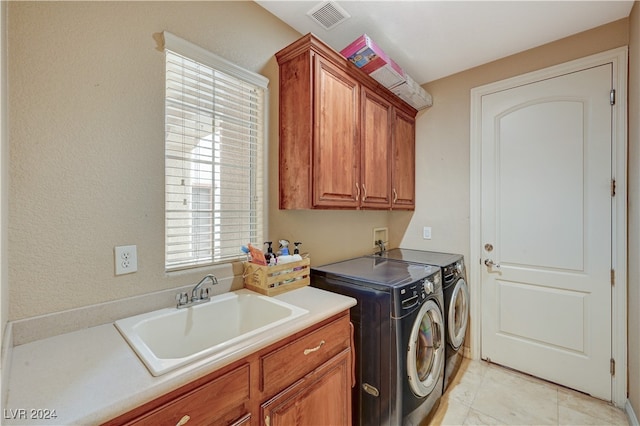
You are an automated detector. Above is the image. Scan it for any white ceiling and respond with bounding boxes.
[256,1,634,84]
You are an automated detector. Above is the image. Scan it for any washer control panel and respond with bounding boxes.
[397,269,442,312]
[443,260,465,284]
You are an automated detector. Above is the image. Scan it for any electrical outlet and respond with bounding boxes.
[423,227,432,240]
[115,245,138,275]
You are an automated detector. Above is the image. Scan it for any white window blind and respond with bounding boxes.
[163,32,268,271]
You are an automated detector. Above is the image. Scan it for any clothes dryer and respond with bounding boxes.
[371,249,469,390]
[311,256,444,426]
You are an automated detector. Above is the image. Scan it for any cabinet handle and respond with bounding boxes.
[393,188,398,203]
[303,340,325,355]
[350,322,356,388]
[355,183,360,201]
[265,415,271,426]
[362,184,367,201]
[176,415,190,426]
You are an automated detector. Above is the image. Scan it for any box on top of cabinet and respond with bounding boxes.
[390,73,433,110]
[340,34,406,88]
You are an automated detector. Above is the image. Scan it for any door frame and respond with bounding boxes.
[469,47,628,406]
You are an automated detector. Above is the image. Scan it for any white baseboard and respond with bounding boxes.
[1,321,13,411]
[627,399,639,426]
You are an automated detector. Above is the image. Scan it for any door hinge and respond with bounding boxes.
[610,89,616,105]
[611,269,615,286]
[611,179,616,197]
[610,358,615,376]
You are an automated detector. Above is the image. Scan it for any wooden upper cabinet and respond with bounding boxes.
[313,56,360,208]
[276,33,417,210]
[392,108,416,209]
[361,87,392,209]
[277,48,313,210]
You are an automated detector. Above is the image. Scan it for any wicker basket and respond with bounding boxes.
[243,257,311,296]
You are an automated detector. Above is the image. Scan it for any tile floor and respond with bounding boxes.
[429,358,629,425]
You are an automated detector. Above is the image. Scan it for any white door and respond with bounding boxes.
[480,64,613,400]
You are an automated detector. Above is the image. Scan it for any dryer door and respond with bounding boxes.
[448,278,469,350]
[407,299,444,397]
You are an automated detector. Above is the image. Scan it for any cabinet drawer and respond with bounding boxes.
[260,314,351,395]
[127,364,250,426]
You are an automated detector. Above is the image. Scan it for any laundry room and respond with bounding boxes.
[1,1,639,425]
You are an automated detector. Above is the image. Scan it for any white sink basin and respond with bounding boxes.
[115,289,308,376]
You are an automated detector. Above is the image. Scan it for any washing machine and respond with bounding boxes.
[311,256,444,426]
[370,249,469,390]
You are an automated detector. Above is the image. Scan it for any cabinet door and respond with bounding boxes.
[312,56,360,208]
[262,350,352,426]
[361,88,392,209]
[392,109,416,209]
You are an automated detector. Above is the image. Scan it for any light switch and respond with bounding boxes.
[423,227,432,240]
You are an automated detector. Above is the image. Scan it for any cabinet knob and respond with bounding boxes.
[176,415,190,426]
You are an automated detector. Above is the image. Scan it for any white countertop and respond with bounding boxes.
[4,287,356,425]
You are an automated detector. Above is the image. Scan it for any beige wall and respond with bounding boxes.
[628,1,639,417]
[401,16,631,402]
[401,18,630,266]
[7,1,396,321]
[1,0,8,397]
[7,1,304,320]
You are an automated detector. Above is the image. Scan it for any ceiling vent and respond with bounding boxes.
[307,1,350,31]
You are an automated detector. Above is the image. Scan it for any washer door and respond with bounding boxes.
[407,299,444,397]
[448,278,469,350]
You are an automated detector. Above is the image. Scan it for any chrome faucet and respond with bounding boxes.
[375,239,387,255]
[176,274,219,309]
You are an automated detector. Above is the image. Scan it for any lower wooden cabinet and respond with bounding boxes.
[262,350,352,426]
[105,311,352,426]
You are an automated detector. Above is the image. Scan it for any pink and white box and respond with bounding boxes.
[340,34,406,89]
[390,73,433,110]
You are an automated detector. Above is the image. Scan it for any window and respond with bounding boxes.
[163,32,268,271]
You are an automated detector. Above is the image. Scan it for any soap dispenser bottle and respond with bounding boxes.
[264,241,274,265]
[279,239,290,256]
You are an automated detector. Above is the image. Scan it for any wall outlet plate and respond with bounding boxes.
[115,245,138,275]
